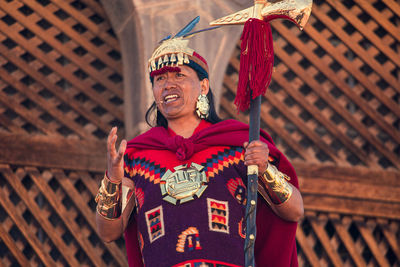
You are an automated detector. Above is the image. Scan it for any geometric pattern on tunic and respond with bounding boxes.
[203,147,244,178]
[124,155,166,184]
[124,147,244,184]
[176,227,202,253]
[145,205,165,243]
[207,198,229,234]
[227,177,247,205]
[135,187,144,210]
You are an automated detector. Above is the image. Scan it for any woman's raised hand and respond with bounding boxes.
[107,127,127,182]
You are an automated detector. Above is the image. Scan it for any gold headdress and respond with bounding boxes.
[148,17,218,79]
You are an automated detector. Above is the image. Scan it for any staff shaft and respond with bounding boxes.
[245,95,261,267]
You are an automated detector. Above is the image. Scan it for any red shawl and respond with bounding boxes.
[124,119,298,267]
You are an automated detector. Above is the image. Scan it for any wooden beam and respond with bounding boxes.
[0,133,106,172]
[294,162,400,186]
[300,177,400,206]
[296,163,400,219]
[302,195,400,220]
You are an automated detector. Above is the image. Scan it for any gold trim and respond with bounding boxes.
[148,37,209,75]
[210,0,312,30]
[95,174,122,220]
[259,164,293,205]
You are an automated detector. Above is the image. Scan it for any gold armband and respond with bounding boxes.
[258,164,293,205]
[95,174,122,220]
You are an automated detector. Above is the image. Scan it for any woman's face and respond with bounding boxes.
[152,65,209,121]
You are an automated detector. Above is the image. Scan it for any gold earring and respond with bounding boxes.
[196,94,209,119]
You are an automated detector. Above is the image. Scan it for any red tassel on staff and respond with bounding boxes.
[235,18,274,112]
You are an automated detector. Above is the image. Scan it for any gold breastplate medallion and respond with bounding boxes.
[160,163,208,205]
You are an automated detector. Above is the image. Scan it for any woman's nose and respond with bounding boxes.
[164,76,176,89]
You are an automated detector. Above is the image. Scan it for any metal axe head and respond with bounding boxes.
[210,0,312,30]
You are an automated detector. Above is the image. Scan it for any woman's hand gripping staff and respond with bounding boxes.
[244,141,304,222]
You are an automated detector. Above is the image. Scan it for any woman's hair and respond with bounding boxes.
[145,70,222,128]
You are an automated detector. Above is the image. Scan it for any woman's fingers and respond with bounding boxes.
[107,127,117,151]
[106,127,126,181]
[244,141,269,156]
[115,139,127,162]
[108,127,122,159]
[244,140,269,173]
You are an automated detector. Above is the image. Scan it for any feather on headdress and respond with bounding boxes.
[148,16,219,78]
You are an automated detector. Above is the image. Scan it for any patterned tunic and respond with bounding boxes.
[124,143,248,266]
[123,120,298,267]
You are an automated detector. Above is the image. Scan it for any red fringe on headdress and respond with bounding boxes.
[150,66,181,77]
[235,18,274,112]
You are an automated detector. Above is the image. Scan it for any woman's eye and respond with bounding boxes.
[176,72,184,77]
[155,76,164,81]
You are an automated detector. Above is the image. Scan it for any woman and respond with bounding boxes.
[95,34,304,267]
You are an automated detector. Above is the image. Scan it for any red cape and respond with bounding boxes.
[125,119,298,267]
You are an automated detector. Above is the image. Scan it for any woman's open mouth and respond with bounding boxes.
[164,94,180,103]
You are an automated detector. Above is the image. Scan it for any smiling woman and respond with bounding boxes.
[95,17,303,267]
[151,66,209,138]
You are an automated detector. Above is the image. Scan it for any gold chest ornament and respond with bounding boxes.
[160,163,208,205]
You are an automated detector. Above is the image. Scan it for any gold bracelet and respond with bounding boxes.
[258,164,293,205]
[95,173,122,220]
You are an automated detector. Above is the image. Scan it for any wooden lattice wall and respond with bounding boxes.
[0,0,399,266]
[0,0,127,266]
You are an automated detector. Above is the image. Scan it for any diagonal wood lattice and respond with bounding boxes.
[0,0,399,266]
[0,164,127,267]
[0,0,124,140]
